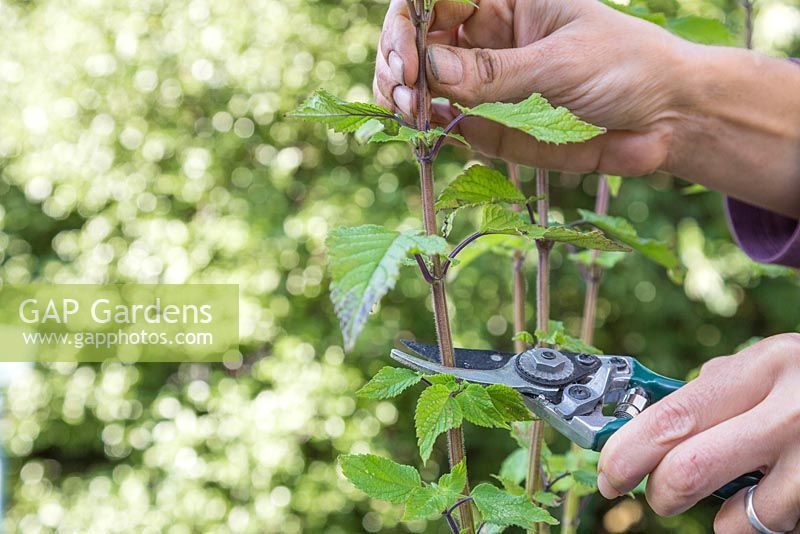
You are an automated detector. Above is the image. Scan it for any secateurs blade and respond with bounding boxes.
[390,339,763,500]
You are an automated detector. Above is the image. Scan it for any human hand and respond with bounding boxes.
[373,0,696,176]
[373,0,800,220]
[597,334,800,533]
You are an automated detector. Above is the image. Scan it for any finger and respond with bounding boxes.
[380,0,419,86]
[714,460,800,534]
[425,42,553,107]
[598,349,779,498]
[645,400,779,516]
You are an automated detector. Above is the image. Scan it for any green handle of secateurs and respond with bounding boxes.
[592,359,763,500]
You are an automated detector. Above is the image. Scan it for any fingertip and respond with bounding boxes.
[597,471,623,499]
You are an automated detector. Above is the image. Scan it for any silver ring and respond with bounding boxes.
[745,485,784,534]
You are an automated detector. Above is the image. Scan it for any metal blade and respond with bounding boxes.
[390,348,549,394]
[399,339,515,370]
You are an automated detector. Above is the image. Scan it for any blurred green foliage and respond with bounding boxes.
[0,0,798,532]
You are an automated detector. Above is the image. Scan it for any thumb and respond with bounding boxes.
[426,44,541,106]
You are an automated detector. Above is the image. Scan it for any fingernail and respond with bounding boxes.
[427,45,463,85]
[388,51,405,85]
[393,86,413,117]
[597,472,622,499]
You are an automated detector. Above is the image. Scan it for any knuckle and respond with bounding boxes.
[648,396,697,446]
[474,49,498,86]
[664,449,710,501]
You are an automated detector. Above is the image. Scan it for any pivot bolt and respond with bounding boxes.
[568,385,591,400]
[576,353,597,366]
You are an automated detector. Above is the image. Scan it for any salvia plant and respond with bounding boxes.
[289,1,735,532]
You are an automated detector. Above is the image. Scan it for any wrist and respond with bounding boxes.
[661,44,800,218]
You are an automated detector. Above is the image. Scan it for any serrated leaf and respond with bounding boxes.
[289,89,399,135]
[339,454,421,503]
[492,474,526,495]
[605,175,622,197]
[577,209,679,270]
[436,165,526,211]
[356,367,423,399]
[481,206,628,251]
[457,383,509,428]
[544,226,629,252]
[572,469,598,489]
[327,225,447,351]
[486,384,532,422]
[427,373,460,390]
[415,384,464,463]
[568,250,626,270]
[403,486,451,521]
[439,458,468,497]
[457,94,604,145]
[471,483,559,528]
[602,1,669,25]
[667,16,734,45]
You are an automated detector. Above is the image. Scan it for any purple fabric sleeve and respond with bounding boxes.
[723,57,800,269]
[726,198,800,268]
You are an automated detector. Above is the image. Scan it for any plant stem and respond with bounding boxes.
[561,175,610,534]
[410,2,474,532]
[526,168,551,534]
[508,163,527,354]
[743,0,754,50]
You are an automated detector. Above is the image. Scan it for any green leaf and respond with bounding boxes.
[499,447,529,485]
[512,331,535,346]
[479,205,546,236]
[457,94,605,144]
[415,384,464,463]
[534,320,602,354]
[533,491,560,507]
[457,383,509,428]
[356,367,423,399]
[602,1,668,26]
[435,165,526,211]
[543,226,630,252]
[605,175,622,197]
[576,209,679,270]
[367,125,422,144]
[486,384,532,422]
[681,184,709,195]
[327,225,447,351]
[403,486,451,521]
[439,458,468,496]
[427,373,460,390]
[480,206,629,252]
[492,474,526,495]
[568,250,627,270]
[471,483,559,528]
[572,469,599,489]
[288,89,399,135]
[354,119,388,143]
[339,454,421,503]
[667,16,734,45]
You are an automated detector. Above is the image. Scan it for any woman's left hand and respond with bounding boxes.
[597,333,800,533]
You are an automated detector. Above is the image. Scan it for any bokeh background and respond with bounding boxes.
[0,0,799,532]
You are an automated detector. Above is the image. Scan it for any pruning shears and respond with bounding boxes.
[390,339,763,500]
